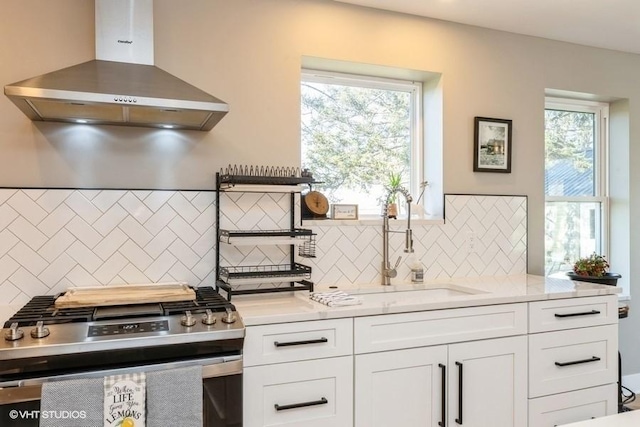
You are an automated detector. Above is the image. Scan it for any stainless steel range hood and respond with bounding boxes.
[5,60,229,131]
[4,0,228,131]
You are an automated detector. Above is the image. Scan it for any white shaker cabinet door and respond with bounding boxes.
[448,335,528,427]
[355,345,448,427]
[244,356,353,427]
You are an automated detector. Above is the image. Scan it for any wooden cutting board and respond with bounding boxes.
[54,282,196,309]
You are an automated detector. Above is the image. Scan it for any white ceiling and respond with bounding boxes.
[335,0,640,55]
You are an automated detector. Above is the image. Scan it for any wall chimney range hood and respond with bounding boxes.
[4,0,228,131]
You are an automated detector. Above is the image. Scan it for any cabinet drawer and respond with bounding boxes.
[243,356,353,427]
[529,324,618,398]
[244,318,353,367]
[528,384,618,426]
[354,303,527,354]
[529,296,617,333]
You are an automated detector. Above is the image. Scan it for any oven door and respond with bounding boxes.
[0,355,242,427]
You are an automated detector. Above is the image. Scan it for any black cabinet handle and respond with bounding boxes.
[274,397,328,411]
[438,363,446,427]
[555,356,601,367]
[274,337,328,347]
[455,361,463,425]
[554,310,600,318]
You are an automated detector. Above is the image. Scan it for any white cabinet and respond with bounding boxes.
[354,305,528,427]
[354,303,527,354]
[529,296,617,333]
[243,318,353,367]
[447,336,527,427]
[243,319,354,427]
[355,346,447,427]
[242,295,618,427]
[528,295,619,426]
[244,356,353,427]
[529,384,617,427]
[354,335,527,427]
[529,324,618,397]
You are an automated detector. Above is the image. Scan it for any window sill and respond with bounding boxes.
[302,217,444,227]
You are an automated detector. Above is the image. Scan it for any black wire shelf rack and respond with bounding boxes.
[218,229,316,258]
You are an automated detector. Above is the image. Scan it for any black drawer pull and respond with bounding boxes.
[555,356,601,367]
[438,363,446,427]
[455,361,463,425]
[554,310,600,318]
[274,337,328,347]
[274,397,328,411]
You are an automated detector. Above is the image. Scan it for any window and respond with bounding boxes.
[301,70,422,217]
[544,98,609,275]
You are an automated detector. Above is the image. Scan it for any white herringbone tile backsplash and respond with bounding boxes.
[0,189,526,305]
[0,189,215,306]
[304,194,527,285]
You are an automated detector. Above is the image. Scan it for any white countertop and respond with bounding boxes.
[232,274,621,326]
[0,275,620,327]
[559,410,640,426]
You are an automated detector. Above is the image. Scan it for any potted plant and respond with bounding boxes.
[385,172,402,218]
[567,253,621,286]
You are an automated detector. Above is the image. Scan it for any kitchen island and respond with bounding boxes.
[233,274,620,427]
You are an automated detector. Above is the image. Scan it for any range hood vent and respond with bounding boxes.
[4,0,228,131]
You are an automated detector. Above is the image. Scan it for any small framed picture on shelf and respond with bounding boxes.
[474,116,512,173]
[331,204,358,220]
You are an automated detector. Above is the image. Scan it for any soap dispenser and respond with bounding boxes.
[407,253,424,283]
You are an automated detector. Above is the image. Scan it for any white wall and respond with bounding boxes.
[1,0,639,373]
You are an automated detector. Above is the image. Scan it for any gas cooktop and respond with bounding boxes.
[4,286,233,327]
[0,286,244,361]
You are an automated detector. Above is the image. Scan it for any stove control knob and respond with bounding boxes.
[30,321,50,339]
[202,309,217,325]
[181,311,196,327]
[4,323,24,341]
[222,307,237,324]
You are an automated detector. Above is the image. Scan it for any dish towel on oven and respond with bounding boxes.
[40,377,103,427]
[39,366,203,427]
[146,365,203,427]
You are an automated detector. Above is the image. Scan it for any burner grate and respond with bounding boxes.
[162,287,234,315]
[3,287,234,328]
[4,296,95,328]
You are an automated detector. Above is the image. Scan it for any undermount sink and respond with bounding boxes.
[356,285,486,302]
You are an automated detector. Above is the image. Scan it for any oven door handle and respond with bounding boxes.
[0,355,242,405]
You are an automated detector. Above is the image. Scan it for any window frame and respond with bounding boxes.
[544,97,610,263]
[300,69,424,215]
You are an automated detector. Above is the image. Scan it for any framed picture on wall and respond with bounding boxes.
[473,117,512,173]
[331,204,358,220]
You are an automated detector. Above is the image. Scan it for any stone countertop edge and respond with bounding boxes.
[232,274,621,326]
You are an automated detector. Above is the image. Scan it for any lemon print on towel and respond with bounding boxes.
[119,417,135,427]
[104,374,146,427]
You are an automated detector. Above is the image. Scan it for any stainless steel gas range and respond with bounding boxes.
[0,286,244,427]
